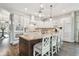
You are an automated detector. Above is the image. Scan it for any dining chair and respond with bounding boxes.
[50,34,58,56]
[57,27,63,52]
[33,35,51,56]
[57,30,63,52]
[59,28,63,47]
[57,36,61,52]
[54,28,61,52]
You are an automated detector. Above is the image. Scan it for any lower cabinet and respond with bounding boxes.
[19,37,42,56]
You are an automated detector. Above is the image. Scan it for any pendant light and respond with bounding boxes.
[49,5,53,21]
[38,3,44,18]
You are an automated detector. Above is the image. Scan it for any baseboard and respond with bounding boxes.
[74,41,79,44]
[63,41,74,43]
[63,41,79,44]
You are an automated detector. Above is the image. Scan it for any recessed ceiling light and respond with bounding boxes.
[40,4,44,9]
[25,8,28,12]
[39,13,42,17]
[49,18,52,21]
[62,9,66,13]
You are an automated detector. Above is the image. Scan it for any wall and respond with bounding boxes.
[75,11,79,42]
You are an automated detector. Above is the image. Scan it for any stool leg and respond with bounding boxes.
[48,51,50,56]
[33,48,35,56]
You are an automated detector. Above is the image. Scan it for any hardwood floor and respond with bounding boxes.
[57,42,79,56]
[0,37,19,56]
[0,37,79,56]
[0,37,9,56]
[8,44,19,56]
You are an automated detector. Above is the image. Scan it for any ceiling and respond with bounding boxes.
[0,3,79,17]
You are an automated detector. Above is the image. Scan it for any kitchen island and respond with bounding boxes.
[19,33,42,56]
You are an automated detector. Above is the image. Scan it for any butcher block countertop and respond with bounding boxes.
[20,34,42,41]
[19,32,52,41]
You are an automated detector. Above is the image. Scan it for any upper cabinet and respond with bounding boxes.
[0,9,10,21]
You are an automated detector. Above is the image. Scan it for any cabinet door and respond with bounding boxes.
[24,16,30,27]
[19,38,25,55]
[19,38,28,56]
[76,15,79,42]
[63,16,73,42]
